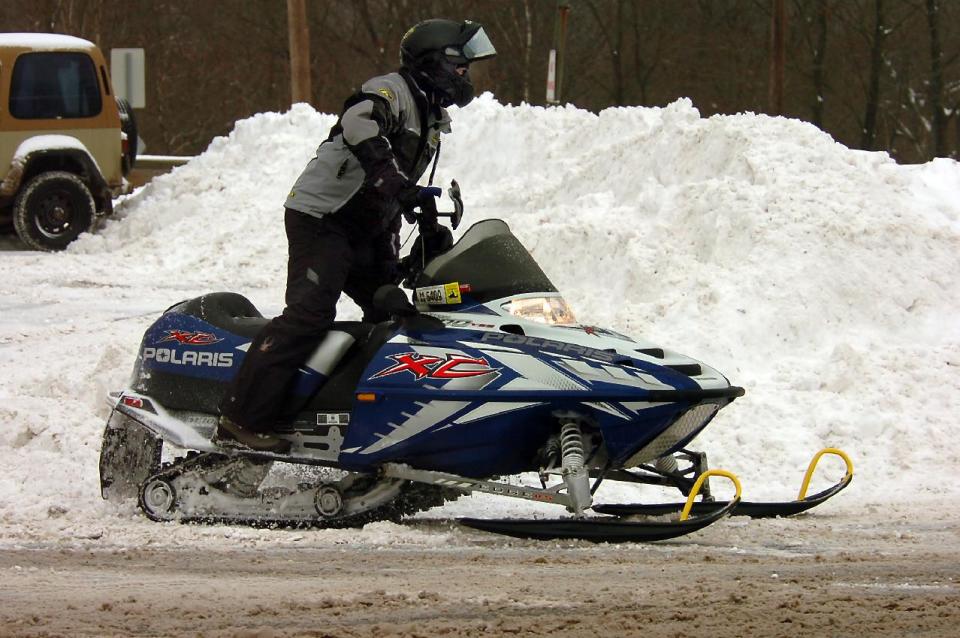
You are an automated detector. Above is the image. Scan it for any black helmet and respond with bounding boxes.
[400,19,496,107]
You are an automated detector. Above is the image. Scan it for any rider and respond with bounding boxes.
[215,19,497,452]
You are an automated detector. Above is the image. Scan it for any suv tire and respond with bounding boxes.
[117,98,138,175]
[13,171,96,251]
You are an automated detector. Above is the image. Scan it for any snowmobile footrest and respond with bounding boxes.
[458,497,739,543]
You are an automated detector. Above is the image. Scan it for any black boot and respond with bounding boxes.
[213,416,292,454]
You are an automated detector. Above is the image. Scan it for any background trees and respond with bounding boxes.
[1,0,956,162]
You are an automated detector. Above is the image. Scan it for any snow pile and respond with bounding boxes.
[1,94,958,542]
[73,105,338,290]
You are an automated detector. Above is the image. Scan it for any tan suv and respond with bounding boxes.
[0,33,136,250]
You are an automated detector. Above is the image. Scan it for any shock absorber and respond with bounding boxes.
[560,421,592,516]
[654,455,679,475]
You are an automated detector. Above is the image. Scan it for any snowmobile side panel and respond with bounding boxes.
[341,400,557,476]
[339,328,742,475]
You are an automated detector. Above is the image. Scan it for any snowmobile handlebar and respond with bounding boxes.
[439,179,464,230]
[413,180,463,230]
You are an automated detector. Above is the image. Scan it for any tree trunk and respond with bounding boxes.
[861,0,885,150]
[630,2,647,104]
[584,0,625,106]
[523,0,533,103]
[612,0,624,106]
[811,0,829,127]
[768,0,786,115]
[926,0,945,157]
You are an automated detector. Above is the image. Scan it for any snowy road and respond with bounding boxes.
[1,505,957,637]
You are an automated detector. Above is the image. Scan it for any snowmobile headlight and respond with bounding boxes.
[504,296,578,326]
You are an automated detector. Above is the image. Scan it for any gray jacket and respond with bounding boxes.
[285,71,451,218]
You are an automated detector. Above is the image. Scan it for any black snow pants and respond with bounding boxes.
[219,205,400,432]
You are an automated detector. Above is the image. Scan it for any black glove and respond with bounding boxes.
[398,186,442,225]
[422,224,453,255]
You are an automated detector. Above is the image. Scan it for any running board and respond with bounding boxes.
[595,448,853,519]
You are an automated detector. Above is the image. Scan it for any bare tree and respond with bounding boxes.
[48,0,108,43]
[926,0,946,156]
[769,0,787,114]
[810,0,830,127]
[627,1,670,106]
[0,0,954,161]
[860,0,886,149]
[480,0,537,102]
[521,0,533,102]
[792,0,832,128]
[583,0,627,106]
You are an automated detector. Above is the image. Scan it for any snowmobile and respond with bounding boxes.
[99,184,852,542]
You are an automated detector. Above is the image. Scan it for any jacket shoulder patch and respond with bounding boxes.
[377,87,395,101]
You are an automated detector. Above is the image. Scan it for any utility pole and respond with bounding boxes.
[287,0,311,105]
[768,0,786,115]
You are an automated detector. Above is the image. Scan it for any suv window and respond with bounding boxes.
[9,52,102,119]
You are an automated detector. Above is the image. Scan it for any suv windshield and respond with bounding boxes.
[10,52,102,119]
[417,219,558,303]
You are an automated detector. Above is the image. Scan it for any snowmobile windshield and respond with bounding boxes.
[417,219,560,305]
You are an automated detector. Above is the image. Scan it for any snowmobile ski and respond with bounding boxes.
[459,468,742,542]
[458,500,738,543]
[593,448,853,519]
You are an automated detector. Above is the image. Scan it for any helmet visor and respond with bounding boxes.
[461,27,496,61]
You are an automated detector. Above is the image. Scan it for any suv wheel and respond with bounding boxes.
[13,171,96,251]
[117,98,139,175]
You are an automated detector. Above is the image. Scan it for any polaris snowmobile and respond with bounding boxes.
[99,185,852,542]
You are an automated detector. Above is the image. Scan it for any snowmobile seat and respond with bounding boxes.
[173,292,267,338]
[174,292,378,344]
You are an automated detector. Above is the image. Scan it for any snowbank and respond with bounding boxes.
[1,95,958,542]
